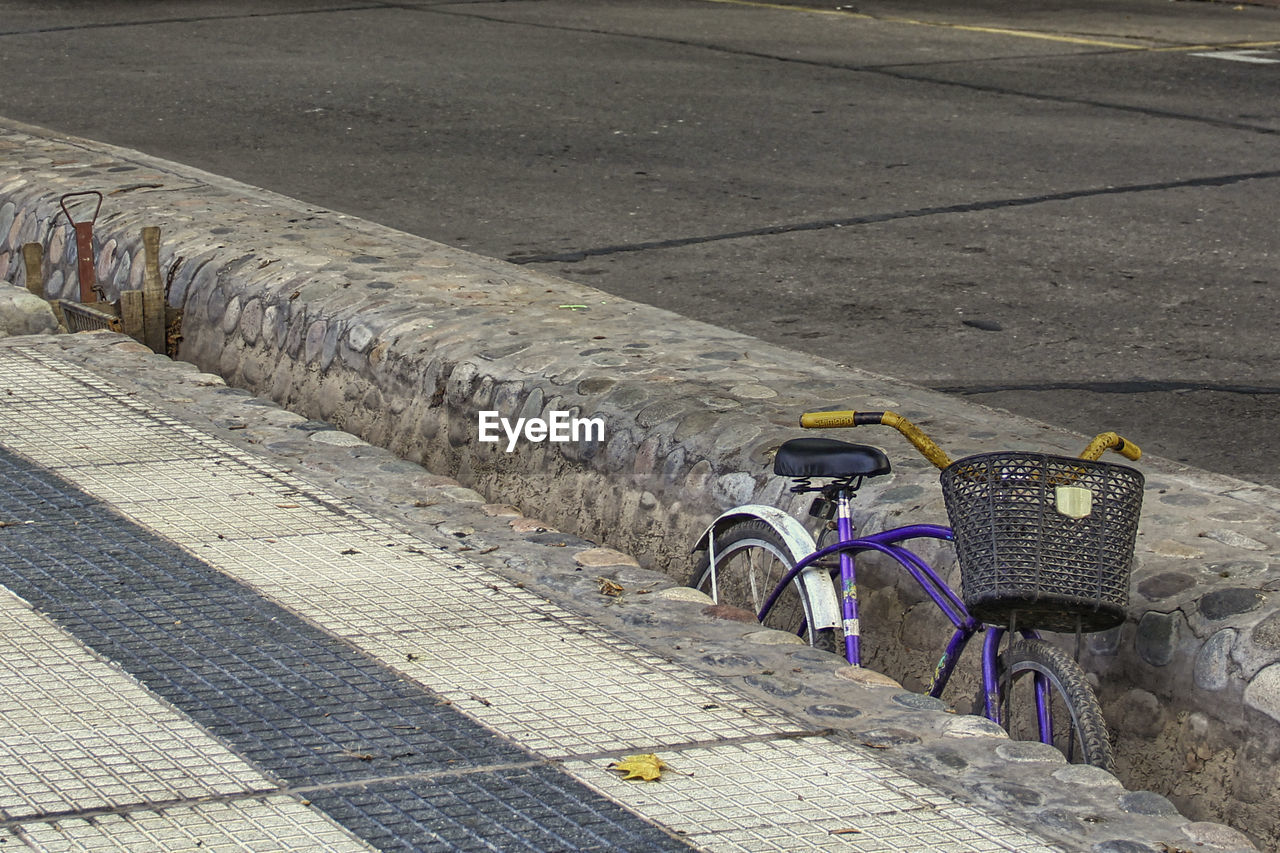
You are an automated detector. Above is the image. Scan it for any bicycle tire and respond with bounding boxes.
[691,519,837,651]
[985,637,1114,770]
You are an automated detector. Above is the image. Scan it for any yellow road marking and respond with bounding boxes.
[696,0,1280,54]
[881,20,1146,49]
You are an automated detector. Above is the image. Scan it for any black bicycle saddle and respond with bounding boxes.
[773,437,891,479]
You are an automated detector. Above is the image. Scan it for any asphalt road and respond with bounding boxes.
[1,0,1277,485]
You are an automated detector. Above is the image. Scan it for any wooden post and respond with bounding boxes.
[141,226,166,353]
[21,243,43,296]
[120,290,145,343]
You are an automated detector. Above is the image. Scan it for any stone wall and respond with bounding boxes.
[2,118,1278,849]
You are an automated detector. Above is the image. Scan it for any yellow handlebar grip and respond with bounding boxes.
[1080,432,1142,462]
[799,410,859,429]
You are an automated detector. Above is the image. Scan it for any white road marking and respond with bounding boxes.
[1189,49,1280,64]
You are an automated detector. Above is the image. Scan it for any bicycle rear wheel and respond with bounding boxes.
[690,519,835,650]
[988,638,1114,770]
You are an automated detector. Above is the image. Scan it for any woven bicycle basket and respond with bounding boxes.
[940,451,1144,633]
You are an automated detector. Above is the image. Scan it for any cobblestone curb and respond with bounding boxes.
[1,117,1277,847]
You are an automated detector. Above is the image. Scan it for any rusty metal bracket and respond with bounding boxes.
[59,191,103,303]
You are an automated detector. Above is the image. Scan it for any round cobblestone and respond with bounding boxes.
[892,692,947,711]
[1252,611,1280,651]
[309,430,367,447]
[1243,663,1280,724]
[1201,588,1265,621]
[1201,529,1268,552]
[1054,764,1125,789]
[1180,820,1258,850]
[1194,629,1237,691]
[995,741,1067,764]
[654,587,712,605]
[942,715,1007,739]
[743,628,806,646]
[1117,791,1180,816]
[1137,571,1196,601]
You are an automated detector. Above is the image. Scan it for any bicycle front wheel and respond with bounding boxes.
[988,638,1114,770]
[690,519,835,650]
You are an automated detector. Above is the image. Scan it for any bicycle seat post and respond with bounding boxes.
[833,481,862,666]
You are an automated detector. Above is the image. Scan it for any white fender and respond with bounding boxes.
[693,505,840,631]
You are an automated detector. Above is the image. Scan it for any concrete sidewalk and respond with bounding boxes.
[0,334,1252,852]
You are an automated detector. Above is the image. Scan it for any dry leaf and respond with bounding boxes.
[597,577,625,597]
[609,753,668,781]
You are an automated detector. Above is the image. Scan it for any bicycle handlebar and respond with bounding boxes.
[798,409,1141,469]
[800,410,954,469]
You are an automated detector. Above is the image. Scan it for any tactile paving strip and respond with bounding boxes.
[0,446,689,851]
[0,592,274,820]
[307,768,684,852]
[16,796,374,852]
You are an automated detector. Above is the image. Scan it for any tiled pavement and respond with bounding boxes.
[0,344,1070,851]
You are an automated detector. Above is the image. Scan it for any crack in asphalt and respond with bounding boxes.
[0,4,392,36]
[506,167,1280,264]
[870,63,1280,137]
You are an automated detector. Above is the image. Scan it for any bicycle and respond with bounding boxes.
[691,410,1144,769]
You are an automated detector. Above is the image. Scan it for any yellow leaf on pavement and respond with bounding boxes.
[609,753,668,781]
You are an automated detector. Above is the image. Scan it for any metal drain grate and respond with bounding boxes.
[57,300,122,334]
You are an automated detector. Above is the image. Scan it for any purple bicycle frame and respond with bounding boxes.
[760,520,1048,731]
